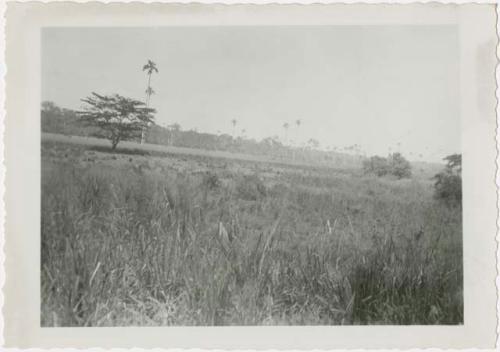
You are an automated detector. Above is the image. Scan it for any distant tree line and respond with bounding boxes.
[41,101,94,136]
[41,100,363,168]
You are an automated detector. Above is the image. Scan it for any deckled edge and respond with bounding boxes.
[0,0,6,349]
[2,0,500,5]
[0,1,497,352]
[496,3,500,350]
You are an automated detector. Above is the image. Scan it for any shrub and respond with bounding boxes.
[433,154,461,206]
[363,153,411,179]
[387,153,412,179]
[202,171,222,190]
[363,156,390,177]
[236,174,267,201]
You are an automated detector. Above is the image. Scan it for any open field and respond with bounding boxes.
[42,133,443,179]
[41,138,463,326]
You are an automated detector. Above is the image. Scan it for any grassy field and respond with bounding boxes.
[41,139,463,326]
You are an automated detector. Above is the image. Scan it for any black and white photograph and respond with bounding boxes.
[3,2,498,348]
[40,25,464,327]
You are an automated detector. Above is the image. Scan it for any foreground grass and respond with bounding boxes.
[41,142,463,326]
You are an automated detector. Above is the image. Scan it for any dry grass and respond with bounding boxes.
[41,141,463,326]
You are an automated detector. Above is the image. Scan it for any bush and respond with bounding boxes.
[433,154,461,206]
[236,174,267,201]
[202,171,222,190]
[363,156,389,177]
[363,153,411,179]
[388,153,412,179]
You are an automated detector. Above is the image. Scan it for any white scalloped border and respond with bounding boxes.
[0,1,497,351]
[495,2,499,350]
[1,0,6,349]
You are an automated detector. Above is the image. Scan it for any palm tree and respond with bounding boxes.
[145,86,155,98]
[295,119,301,144]
[231,119,237,137]
[292,119,302,160]
[141,59,159,144]
[308,138,319,149]
[168,122,181,132]
[283,122,290,144]
[396,142,402,152]
[167,123,181,146]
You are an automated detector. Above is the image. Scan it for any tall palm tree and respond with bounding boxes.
[295,119,301,142]
[167,123,181,146]
[292,119,302,159]
[231,119,237,137]
[141,59,159,144]
[145,87,155,98]
[283,122,290,144]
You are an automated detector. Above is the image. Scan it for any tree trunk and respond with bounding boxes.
[140,127,147,145]
[141,73,152,145]
[111,138,119,151]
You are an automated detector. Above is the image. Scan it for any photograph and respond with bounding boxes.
[40,25,464,327]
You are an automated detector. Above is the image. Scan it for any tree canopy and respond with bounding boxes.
[363,152,412,179]
[78,93,156,150]
[443,154,462,173]
[433,154,462,206]
[143,59,159,75]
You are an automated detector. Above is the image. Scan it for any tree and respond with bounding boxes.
[293,119,302,160]
[363,152,411,179]
[166,123,181,146]
[363,156,389,177]
[433,154,462,206]
[231,119,237,137]
[295,119,301,145]
[42,101,61,115]
[41,101,84,136]
[141,59,159,144]
[78,92,155,150]
[307,138,319,150]
[443,154,462,173]
[168,123,181,131]
[387,152,412,179]
[145,86,155,98]
[283,122,290,144]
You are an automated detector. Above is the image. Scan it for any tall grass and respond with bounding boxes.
[41,144,462,326]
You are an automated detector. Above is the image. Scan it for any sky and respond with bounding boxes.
[42,26,460,161]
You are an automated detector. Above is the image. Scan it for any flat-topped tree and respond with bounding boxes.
[78,92,156,151]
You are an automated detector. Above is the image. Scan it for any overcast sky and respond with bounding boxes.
[42,26,459,161]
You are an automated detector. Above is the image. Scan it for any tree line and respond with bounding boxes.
[42,58,461,189]
[41,99,363,168]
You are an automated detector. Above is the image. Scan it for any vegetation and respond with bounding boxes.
[141,59,159,144]
[363,153,412,179]
[433,154,462,206]
[41,101,89,136]
[41,140,462,326]
[78,93,155,150]
[42,101,363,168]
[388,153,412,179]
[362,156,389,177]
